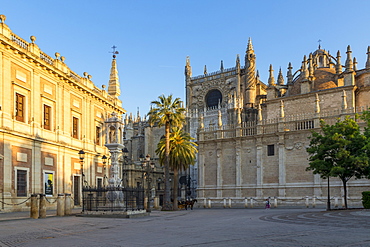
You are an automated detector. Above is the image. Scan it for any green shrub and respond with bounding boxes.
[362,191,370,209]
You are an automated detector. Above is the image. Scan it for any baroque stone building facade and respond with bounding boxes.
[0,15,126,211]
[186,39,370,207]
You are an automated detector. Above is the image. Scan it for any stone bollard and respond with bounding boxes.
[208,198,211,208]
[223,198,227,208]
[65,193,71,215]
[39,194,46,218]
[312,197,316,208]
[305,197,309,208]
[228,198,231,208]
[153,197,159,209]
[274,198,278,208]
[203,199,207,208]
[244,198,248,208]
[57,194,65,216]
[250,198,254,208]
[342,196,345,208]
[30,194,39,219]
[144,197,148,210]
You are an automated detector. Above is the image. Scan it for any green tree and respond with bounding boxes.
[306,116,368,209]
[147,94,186,210]
[360,111,370,178]
[156,127,198,210]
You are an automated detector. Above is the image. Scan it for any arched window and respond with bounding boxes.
[205,89,222,108]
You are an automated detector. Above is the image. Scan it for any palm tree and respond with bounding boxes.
[156,127,198,210]
[147,94,185,210]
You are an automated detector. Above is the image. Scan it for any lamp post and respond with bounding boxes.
[122,148,129,187]
[78,150,85,185]
[140,154,154,212]
[102,155,107,187]
[78,150,85,209]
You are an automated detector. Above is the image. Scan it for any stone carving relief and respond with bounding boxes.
[286,142,304,150]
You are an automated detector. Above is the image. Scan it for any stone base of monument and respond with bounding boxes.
[77,209,148,218]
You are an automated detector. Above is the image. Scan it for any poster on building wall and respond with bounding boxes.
[44,172,53,195]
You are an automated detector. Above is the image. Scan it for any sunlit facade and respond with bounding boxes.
[0,15,125,211]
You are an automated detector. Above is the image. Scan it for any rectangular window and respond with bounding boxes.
[17,170,27,197]
[96,126,101,145]
[72,117,78,139]
[267,144,275,156]
[15,93,25,122]
[44,105,51,130]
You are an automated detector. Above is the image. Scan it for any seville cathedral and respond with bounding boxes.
[185,38,370,207]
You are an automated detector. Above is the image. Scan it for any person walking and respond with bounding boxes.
[265,198,270,209]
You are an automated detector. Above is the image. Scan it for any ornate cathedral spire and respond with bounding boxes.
[236,54,241,100]
[345,45,353,72]
[236,54,240,70]
[336,50,342,74]
[108,46,121,98]
[277,67,284,85]
[245,38,256,87]
[308,53,314,79]
[185,56,192,78]
[287,62,293,85]
[353,57,357,71]
[268,64,275,86]
[244,38,257,107]
[366,46,370,69]
[301,55,309,81]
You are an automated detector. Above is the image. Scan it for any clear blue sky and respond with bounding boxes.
[2,1,370,117]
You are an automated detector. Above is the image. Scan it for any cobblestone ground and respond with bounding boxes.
[0,208,369,247]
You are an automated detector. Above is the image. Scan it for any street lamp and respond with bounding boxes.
[102,155,107,186]
[141,154,154,212]
[78,150,85,183]
[78,150,85,209]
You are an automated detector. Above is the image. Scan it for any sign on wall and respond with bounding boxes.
[44,172,53,195]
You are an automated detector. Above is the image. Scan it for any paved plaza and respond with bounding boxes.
[0,208,369,247]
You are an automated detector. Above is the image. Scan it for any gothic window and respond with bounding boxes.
[72,117,79,139]
[43,104,51,130]
[15,93,25,122]
[205,89,222,108]
[267,144,275,156]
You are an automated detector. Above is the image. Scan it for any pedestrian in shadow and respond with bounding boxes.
[265,198,270,209]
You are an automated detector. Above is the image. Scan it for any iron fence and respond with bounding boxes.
[82,186,144,212]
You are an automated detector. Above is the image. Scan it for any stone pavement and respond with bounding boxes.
[0,208,369,247]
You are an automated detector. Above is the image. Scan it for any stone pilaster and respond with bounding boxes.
[235,143,242,197]
[216,146,222,198]
[278,135,286,197]
[256,138,263,197]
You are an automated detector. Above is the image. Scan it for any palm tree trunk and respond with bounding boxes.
[172,167,179,211]
[162,123,172,210]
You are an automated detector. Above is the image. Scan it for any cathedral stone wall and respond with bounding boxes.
[187,42,370,208]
